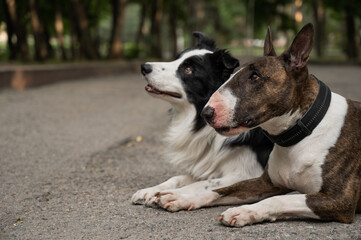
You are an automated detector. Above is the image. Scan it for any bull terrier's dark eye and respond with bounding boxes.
[249,72,260,81]
[184,67,192,74]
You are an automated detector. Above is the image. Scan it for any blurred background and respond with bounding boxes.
[1,2,361,239]
[0,0,361,63]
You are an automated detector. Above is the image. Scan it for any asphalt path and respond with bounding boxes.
[1,64,361,240]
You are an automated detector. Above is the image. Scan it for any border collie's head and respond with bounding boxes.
[141,32,239,131]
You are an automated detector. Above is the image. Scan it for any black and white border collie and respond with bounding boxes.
[131,32,273,212]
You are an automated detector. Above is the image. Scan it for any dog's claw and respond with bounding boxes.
[216,215,223,222]
[230,218,237,226]
[158,192,173,196]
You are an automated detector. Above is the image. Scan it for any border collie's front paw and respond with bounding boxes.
[217,205,265,227]
[155,191,196,212]
[131,188,159,205]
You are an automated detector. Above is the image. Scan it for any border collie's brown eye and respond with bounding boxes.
[184,67,192,74]
[249,72,260,81]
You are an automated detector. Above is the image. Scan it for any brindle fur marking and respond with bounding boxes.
[306,99,361,223]
[228,58,319,129]
[213,169,291,206]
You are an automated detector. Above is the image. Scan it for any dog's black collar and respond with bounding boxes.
[262,75,332,147]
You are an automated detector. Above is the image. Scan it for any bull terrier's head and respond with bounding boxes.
[202,23,316,136]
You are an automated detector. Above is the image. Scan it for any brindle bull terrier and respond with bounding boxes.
[201,23,361,227]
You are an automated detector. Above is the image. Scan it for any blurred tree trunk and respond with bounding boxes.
[150,0,163,58]
[344,6,358,59]
[55,0,67,60]
[210,2,225,43]
[3,0,16,60]
[188,0,205,45]
[169,1,177,58]
[4,0,29,61]
[44,28,54,59]
[135,0,147,50]
[312,0,326,57]
[29,0,48,61]
[108,0,127,59]
[69,9,78,60]
[69,0,99,60]
[93,0,102,52]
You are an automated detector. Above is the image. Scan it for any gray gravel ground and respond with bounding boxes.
[1,65,361,240]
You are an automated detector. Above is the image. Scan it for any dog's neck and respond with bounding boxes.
[290,70,320,115]
[260,109,303,136]
[260,73,319,136]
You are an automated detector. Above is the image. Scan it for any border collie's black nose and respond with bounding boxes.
[201,106,215,124]
[141,63,152,75]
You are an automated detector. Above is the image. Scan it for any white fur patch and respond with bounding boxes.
[165,104,263,180]
[268,93,348,193]
[219,88,237,116]
[260,109,302,135]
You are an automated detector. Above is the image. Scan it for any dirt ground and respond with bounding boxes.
[1,64,361,240]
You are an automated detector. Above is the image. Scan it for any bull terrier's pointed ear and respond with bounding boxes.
[284,23,314,69]
[264,26,276,56]
[193,32,217,51]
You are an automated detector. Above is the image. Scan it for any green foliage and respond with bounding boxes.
[0,0,360,62]
[123,42,139,59]
[123,3,140,42]
[324,0,361,16]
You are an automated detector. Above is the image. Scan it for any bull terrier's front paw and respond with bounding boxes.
[217,205,268,227]
[131,188,159,205]
[155,191,198,212]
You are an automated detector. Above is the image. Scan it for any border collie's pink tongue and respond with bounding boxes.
[145,84,182,98]
[145,85,162,94]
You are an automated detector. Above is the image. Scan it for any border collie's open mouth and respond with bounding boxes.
[145,84,182,98]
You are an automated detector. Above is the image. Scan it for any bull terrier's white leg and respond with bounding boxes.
[219,194,319,227]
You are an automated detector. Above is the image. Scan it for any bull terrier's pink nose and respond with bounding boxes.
[201,106,215,124]
[204,90,233,128]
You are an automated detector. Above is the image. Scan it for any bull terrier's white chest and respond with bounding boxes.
[268,93,348,193]
[268,148,325,193]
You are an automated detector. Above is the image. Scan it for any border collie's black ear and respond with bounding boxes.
[282,23,314,69]
[264,26,276,56]
[220,50,239,70]
[212,50,239,73]
[193,32,217,51]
